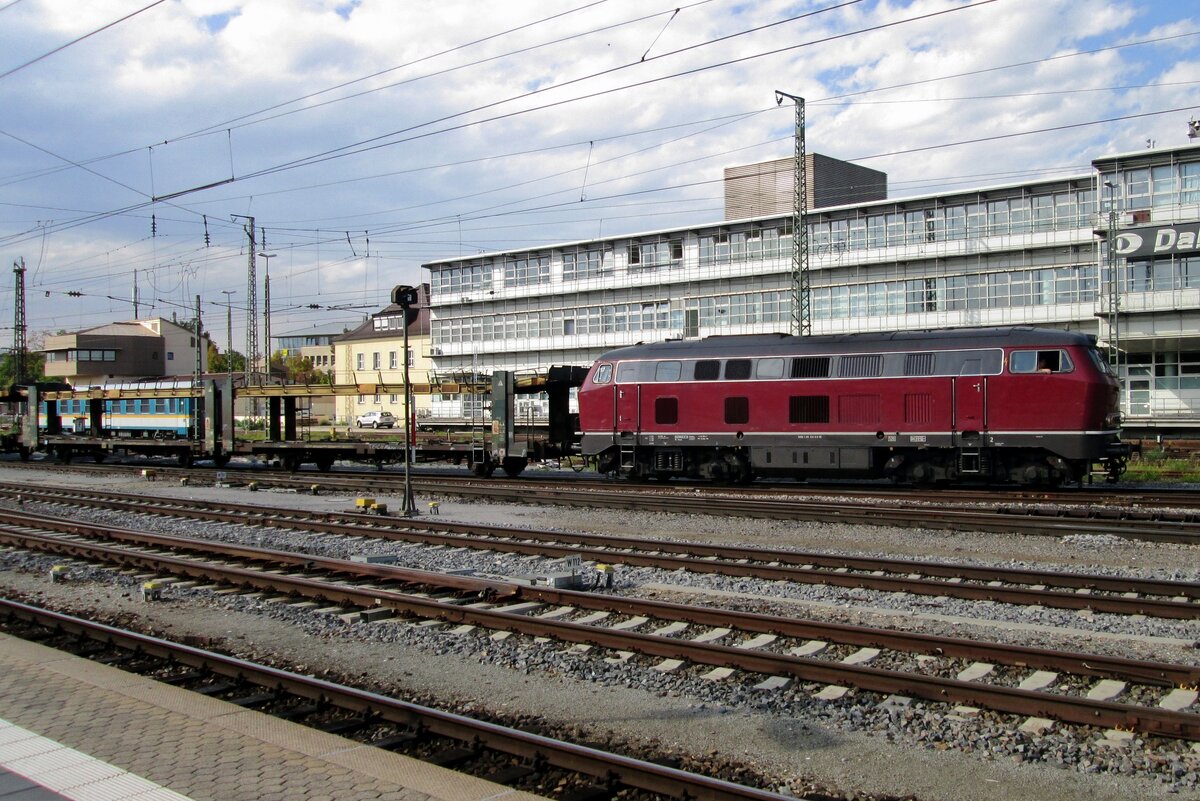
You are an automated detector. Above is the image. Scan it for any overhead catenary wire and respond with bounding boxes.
[0,0,697,195]
[2,13,1192,247]
[4,6,1195,328]
[0,0,990,246]
[0,0,168,81]
[4,93,1183,310]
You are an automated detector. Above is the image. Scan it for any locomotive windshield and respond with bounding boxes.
[1087,348,1114,376]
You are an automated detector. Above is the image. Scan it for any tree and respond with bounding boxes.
[174,315,209,339]
[1,330,47,387]
[0,351,45,388]
[208,342,246,374]
[270,350,330,384]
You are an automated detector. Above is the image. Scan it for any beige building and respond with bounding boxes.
[42,318,210,386]
[333,285,432,426]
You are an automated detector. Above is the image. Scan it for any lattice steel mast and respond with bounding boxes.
[775,91,810,336]
[12,258,27,384]
[231,215,258,384]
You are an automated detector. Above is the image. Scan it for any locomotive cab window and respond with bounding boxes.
[593,363,612,384]
[1011,349,1073,374]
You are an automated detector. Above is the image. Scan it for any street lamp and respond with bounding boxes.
[258,253,276,377]
[220,290,236,379]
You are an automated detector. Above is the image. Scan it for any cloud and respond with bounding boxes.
[1,0,1197,344]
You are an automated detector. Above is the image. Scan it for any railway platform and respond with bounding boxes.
[0,633,548,801]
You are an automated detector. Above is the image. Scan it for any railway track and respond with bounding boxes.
[3,507,1198,741]
[4,460,1200,543]
[10,453,1200,510]
[10,455,1200,512]
[0,598,791,801]
[6,481,1199,618]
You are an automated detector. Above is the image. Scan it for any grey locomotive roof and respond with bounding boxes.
[596,327,1095,361]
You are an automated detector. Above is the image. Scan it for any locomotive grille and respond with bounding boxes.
[790,356,830,378]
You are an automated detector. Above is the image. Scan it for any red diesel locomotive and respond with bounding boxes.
[578,327,1127,485]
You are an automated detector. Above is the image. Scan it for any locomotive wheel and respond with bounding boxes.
[722,452,752,485]
[18,447,30,462]
[472,459,495,478]
[177,452,193,468]
[315,455,335,472]
[282,455,302,473]
[212,454,231,468]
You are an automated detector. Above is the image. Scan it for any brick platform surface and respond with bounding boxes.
[0,633,549,801]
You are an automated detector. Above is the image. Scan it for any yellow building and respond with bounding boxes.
[332,284,432,427]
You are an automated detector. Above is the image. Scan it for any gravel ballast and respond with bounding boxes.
[1,462,1198,801]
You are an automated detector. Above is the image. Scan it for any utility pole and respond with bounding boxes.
[193,295,202,435]
[775,90,810,336]
[221,290,236,379]
[260,253,276,379]
[12,258,27,385]
[132,269,140,319]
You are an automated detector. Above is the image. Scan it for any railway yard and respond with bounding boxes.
[0,458,1198,800]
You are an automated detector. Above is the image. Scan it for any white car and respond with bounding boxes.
[355,411,396,429]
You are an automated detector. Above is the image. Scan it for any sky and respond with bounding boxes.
[1,0,1198,354]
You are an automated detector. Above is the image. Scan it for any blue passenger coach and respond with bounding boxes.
[40,380,195,438]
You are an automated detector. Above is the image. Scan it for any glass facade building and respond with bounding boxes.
[423,143,1200,435]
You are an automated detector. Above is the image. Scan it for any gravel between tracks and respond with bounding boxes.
[1,462,1198,801]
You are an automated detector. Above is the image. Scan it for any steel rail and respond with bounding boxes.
[11,457,1200,513]
[6,485,1197,618]
[8,461,1200,534]
[419,484,1200,544]
[3,509,1195,684]
[4,509,1196,684]
[69,466,1200,542]
[3,515,1199,739]
[0,599,791,801]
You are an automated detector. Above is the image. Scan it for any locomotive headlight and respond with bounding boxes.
[1104,412,1122,429]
